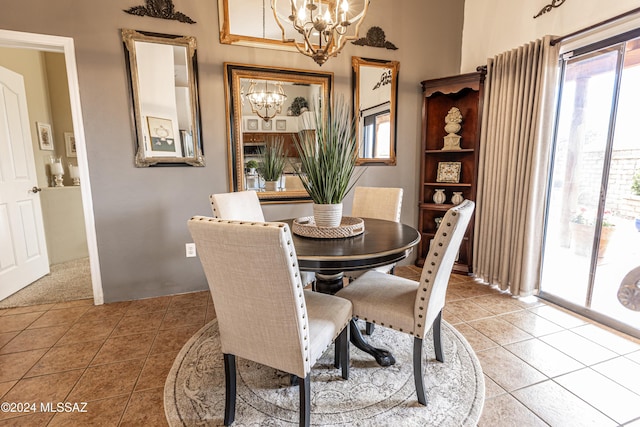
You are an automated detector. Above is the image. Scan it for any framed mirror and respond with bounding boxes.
[224,63,333,203]
[122,29,204,167]
[352,57,399,165]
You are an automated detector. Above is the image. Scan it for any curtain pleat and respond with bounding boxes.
[473,36,559,296]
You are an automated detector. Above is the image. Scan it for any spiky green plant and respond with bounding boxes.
[258,135,286,181]
[293,98,364,204]
[632,170,640,196]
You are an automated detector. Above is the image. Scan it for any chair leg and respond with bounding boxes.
[433,310,444,363]
[365,321,375,335]
[413,337,427,406]
[299,374,311,427]
[223,353,236,425]
[333,326,350,379]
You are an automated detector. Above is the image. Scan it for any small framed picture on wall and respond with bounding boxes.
[37,122,54,151]
[64,132,77,157]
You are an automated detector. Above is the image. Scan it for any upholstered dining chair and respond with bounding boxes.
[188,217,352,427]
[210,190,316,287]
[348,186,404,334]
[336,199,475,406]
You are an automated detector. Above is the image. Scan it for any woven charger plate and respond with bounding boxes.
[292,216,365,239]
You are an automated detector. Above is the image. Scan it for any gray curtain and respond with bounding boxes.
[473,36,560,297]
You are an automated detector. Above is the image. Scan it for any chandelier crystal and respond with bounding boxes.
[245,80,287,122]
[271,0,369,66]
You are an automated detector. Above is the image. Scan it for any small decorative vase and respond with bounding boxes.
[433,189,446,204]
[313,203,343,227]
[264,180,279,191]
[451,192,464,205]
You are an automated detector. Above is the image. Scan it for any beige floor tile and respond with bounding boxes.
[627,351,640,364]
[77,302,130,323]
[25,340,104,377]
[0,370,84,421]
[479,393,547,426]
[442,309,465,325]
[509,295,546,309]
[529,305,589,329]
[467,317,532,345]
[498,310,565,337]
[0,332,19,350]
[539,330,618,366]
[0,326,68,355]
[56,317,120,346]
[120,387,168,426]
[0,303,55,317]
[51,298,94,310]
[125,297,172,316]
[512,380,617,426]
[454,323,500,352]
[504,338,584,377]
[0,349,48,382]
[135,351,179,391]
[443,299,494,322]
[476,347,546,392]
[572,323,640,355]
[150,324,201,354]
[0,313,43,333]
[91,332,155,365]
[0,412,54,425]
[48,394,129,426]
[469,294,524,315]
[159,306,206,330]
[483,374,506,399]
[555,367,640,424]
[112,311,166,336]
[68,359,145,402]
[168,291,209,310]
[0,380,17,399]
[592,356,640,395]
[26,306,90,329]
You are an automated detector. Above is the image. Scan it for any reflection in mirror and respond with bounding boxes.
[352,57,399,165]
[224,63,333,203]
[122,29,204,167]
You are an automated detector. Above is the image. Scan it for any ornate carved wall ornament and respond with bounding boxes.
[124,0,196,24]
[352,26,398,50]
[534,0,567,19]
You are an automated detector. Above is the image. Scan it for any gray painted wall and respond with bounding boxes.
[0,0,465,302]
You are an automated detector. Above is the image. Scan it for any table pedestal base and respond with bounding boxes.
[314,272,396,367]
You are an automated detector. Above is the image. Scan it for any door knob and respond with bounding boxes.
[30,186,42,193]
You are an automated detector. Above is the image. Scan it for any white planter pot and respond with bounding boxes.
[313,203,343,227]
[264,180,279,191]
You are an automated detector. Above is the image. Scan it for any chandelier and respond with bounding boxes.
[271,0,369,66]
[245,80,287,122]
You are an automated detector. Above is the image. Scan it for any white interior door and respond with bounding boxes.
[0,65,49,300]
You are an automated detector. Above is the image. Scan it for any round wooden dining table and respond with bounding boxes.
[282,217,421,366]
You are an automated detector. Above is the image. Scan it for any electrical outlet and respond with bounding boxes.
[185,243,197,258]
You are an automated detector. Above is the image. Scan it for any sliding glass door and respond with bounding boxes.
[540,31,640,336]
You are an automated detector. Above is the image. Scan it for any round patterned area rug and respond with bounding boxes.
[165,319,484,426]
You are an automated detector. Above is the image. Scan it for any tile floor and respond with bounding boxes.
[0,266,639,426]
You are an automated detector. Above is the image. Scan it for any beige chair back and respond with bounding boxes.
[188,217,311,378]
[209,191,265,222]
[351,187,403,222]
[414,199,475,337]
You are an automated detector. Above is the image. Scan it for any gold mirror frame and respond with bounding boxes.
[224,63,333,203]
[352,57,399,166]
[122,29,204,167]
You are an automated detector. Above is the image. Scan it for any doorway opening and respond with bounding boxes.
[540,29,640,338]
[0,29,102,305]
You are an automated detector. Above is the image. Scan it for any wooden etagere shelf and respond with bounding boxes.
[416,69,486,274]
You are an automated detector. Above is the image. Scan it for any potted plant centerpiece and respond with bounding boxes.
[258,136,286,192]
[294,98,364,227]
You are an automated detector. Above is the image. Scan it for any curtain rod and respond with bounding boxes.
[551,6,640,46]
